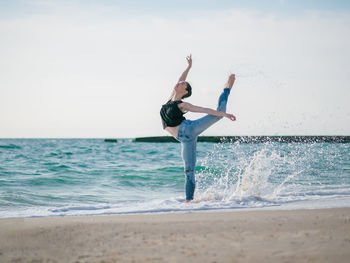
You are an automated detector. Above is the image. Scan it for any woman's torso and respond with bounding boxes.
[160,100,185,137]
[165,126,180,137]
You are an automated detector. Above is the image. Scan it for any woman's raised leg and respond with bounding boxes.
[192,87,231,137]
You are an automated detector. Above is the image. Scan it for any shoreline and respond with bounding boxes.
[3,201,350,219]
[1,207,349,262]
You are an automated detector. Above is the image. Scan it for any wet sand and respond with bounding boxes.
[1,208,350,263]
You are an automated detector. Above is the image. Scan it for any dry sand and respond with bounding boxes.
[1,208,350,263]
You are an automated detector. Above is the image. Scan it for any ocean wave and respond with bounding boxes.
[0,144,21,149]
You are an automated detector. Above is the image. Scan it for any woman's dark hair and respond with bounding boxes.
[182,82,192,99]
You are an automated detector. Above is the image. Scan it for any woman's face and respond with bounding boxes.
[175,81,187,93]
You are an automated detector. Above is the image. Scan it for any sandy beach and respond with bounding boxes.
[0,208,349,263]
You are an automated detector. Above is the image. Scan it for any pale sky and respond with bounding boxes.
[1,0,349,138]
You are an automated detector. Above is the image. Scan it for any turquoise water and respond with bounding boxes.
[0,139,349,218]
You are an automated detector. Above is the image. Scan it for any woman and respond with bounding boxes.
[160,54,236,202]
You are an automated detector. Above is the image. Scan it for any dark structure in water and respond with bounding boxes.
[104,139,118,143]
[133,136,350,143]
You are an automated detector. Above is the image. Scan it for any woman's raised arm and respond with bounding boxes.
[168,54,192,101]
[178,54,192,82]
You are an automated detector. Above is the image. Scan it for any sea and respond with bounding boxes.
[0,138,349,218]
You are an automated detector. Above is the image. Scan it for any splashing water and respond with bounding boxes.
[196,143,280,202]
[195,141,349,208]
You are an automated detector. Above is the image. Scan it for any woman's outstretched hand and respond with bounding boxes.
[225,113,236,121]
[186,54,192,68]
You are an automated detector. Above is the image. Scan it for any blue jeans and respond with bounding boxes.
[176,88,231,200]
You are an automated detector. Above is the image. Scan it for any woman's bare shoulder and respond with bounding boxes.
[177,101,190,112]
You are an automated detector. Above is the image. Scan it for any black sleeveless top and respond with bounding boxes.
[160,100,186,129]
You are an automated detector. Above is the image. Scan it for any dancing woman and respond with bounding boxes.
[160,54,236,201]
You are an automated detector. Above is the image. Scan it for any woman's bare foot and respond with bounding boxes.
[226,74,235,89]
